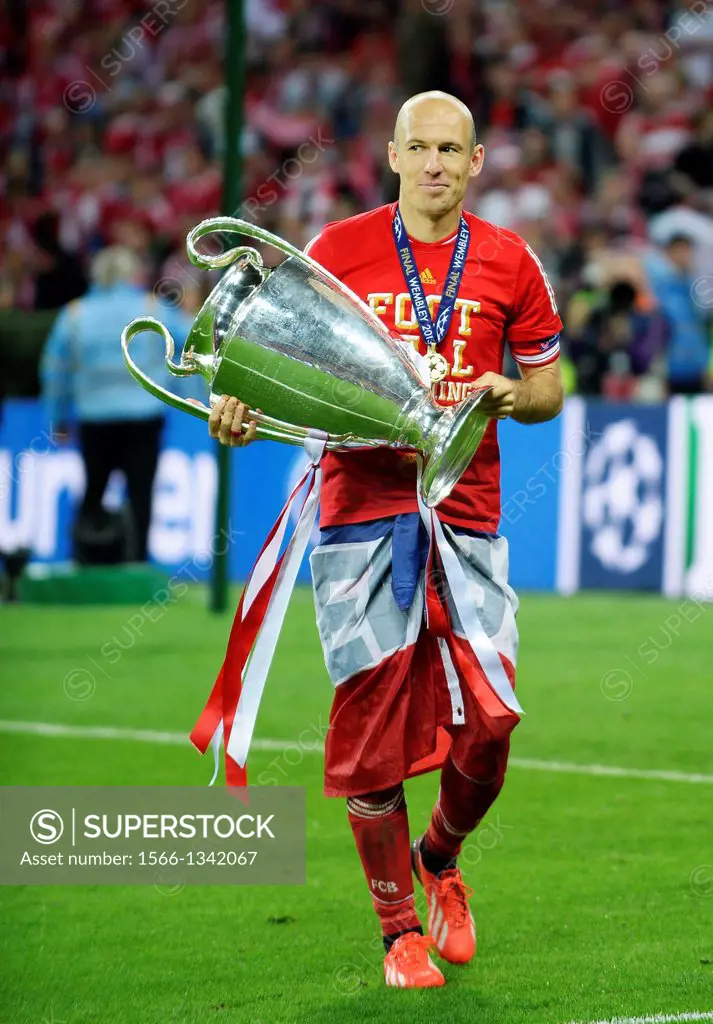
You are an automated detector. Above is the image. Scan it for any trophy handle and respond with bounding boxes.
[186,216,307,272]
[186,216,361,300]
[187,219,272,272]
[121,316,212,422]
[121,315,357,446]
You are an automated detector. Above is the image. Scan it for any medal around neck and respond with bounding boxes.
[121,216,491,508]
[426,349,450,383]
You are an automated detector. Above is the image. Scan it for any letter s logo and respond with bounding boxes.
[30,809,64,845]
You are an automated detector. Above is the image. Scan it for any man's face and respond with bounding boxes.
[388,100,484,219]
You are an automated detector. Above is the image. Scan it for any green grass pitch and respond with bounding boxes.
[1,588,711,1024]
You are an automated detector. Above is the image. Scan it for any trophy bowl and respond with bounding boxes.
[121,217,491,508]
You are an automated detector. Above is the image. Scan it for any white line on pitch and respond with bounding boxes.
[0,720,289,750]
[1,720,712,786]
[508,757,713,786]
[568,1012,713,1024]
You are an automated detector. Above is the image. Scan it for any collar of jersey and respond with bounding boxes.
[390,202,461,249]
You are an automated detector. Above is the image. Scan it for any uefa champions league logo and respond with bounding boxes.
[435,307,450,339]
[582,419,664,574]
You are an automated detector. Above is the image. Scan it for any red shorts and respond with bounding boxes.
[323,627,517,797]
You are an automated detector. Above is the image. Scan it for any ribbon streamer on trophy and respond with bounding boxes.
[120,217,494,783]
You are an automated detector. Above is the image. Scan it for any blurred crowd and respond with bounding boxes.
[2,0,713,397]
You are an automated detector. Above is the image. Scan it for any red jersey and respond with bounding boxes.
[305,202,562,532]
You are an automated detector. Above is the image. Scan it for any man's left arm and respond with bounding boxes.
[474,243,564,423]
[473,361,564,423]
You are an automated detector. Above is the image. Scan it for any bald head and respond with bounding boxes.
[393,91,476,153]
[388,90,484,238]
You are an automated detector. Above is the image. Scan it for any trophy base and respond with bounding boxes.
[420,390,491,508]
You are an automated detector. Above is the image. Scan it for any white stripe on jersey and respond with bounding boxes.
[524,244,558,315]
[513,341,561,366]
[303,233,322,256]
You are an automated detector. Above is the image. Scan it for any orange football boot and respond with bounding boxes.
[411,837,476,964]
[383,932,445,988]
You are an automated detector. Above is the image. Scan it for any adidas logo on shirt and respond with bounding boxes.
[419,268,436,285]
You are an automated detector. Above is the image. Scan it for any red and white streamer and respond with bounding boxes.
[190,433,326,785]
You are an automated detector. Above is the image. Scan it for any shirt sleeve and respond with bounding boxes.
[507,244,563,367]
[304,227,339,276]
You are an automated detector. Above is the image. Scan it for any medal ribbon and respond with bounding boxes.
[392,206,470,350]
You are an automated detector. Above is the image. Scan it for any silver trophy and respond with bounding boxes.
[121,217,491,507]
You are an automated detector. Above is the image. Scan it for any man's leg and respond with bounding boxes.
[310,517,449,985]
[347,783,445,988]
[78,422,114,521]
[423,734,510,871]
[412,731,510,964]
[346,784,421,945]
[119,417,163,561]
[75,422,117,563]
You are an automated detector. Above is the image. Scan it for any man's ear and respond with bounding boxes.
[469,144,485,180]
[388,140,399,174]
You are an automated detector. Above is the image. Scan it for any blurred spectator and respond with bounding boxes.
[569,280,669,398]
[32,211,87,310]
[396,0,450,97]
[531,71,608,194]
[2,0,713,399]
[670,107,713,209]
[476,142,551,229]
[583,170,647,242]
[643,235,712,395]
[476,57,532,132]
[39,246,193,562]
[616,71,695,217]
[648,197,713,284]
[671,0,713,91]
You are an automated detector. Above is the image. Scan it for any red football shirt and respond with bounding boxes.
[305,202,563,531]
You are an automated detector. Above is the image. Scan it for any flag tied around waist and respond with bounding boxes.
[190,445,523,786]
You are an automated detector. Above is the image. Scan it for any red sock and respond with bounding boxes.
[424,739,509,863]
[347,785,421,938]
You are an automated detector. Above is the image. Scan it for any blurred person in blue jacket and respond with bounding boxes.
[40,246,195,563]
[568,280,670,397]
[643,234,712,395]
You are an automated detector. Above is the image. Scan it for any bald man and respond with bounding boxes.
[211,91,563,987]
